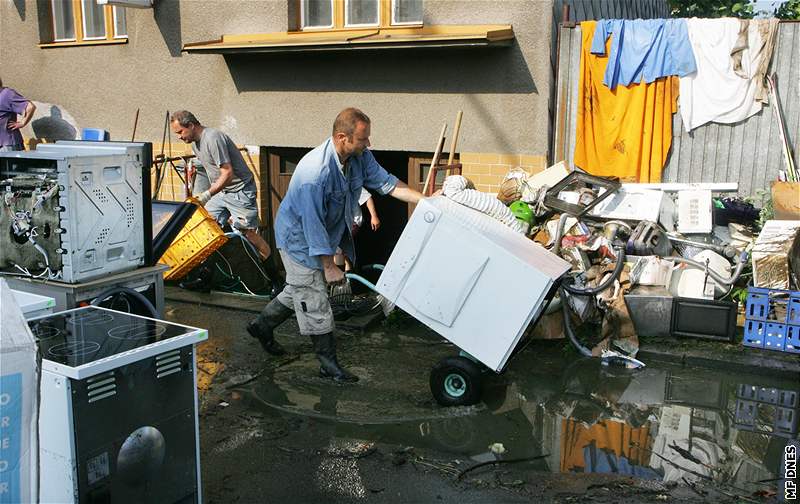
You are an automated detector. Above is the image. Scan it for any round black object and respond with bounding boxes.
[116,426,166,486]
[430,356,483,407]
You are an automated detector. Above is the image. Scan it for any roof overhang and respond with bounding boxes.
[183,24,515,55]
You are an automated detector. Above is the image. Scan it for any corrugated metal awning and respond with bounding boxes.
[182,25,514,54]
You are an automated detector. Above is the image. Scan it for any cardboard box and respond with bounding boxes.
[752,220,800,289]
[772,181,800,220]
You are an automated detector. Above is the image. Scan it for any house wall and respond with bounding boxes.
[0,0,554,165]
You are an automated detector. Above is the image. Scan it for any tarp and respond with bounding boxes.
[0,279,39,504]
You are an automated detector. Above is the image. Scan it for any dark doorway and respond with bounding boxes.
[353,150,409,270]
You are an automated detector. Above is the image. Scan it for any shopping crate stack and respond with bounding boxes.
[743,287,800,354]
[734,383,798,438]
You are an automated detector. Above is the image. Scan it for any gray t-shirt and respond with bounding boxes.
[192,127,254,193]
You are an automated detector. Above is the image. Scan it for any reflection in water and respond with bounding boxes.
[244,351,798,496]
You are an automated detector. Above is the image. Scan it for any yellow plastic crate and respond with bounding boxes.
[160,200,228,281]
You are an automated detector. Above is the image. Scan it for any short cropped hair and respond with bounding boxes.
[332,108,370,137]
[170,110,201,127]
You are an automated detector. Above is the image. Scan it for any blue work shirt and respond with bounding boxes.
[591,18,696,90]
[274,137,398,270]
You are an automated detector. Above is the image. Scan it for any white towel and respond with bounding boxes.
[678,18,776,132]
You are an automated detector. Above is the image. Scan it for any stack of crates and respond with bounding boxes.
[734,384,798,438]
[743,287,800,354]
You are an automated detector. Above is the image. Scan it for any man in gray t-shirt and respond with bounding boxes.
[170,110,282,293]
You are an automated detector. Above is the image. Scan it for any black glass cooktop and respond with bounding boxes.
[28,307,197,368]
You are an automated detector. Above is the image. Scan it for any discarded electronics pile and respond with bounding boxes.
[437,161,800,362]
[0,141,209,503]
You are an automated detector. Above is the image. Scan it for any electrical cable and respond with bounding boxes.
[560,245,627,296]
[90,286,158,319]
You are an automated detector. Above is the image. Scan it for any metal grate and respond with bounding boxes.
[155,349,183,378]
[87,371,116,403]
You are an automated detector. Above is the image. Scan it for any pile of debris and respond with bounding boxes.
[439,162,800,360]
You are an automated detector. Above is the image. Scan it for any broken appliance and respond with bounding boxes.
[0,142,152,283]
[376,196,570,383]
[31,306,207,504]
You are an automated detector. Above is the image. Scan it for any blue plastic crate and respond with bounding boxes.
[746,288,771,320]
[786,325,800,355]
[745,287,794,323]
[743,320,765,348]
[789,295,800,325]
[764,323,787,351]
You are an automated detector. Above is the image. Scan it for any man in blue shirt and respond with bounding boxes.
[247,108,424,382]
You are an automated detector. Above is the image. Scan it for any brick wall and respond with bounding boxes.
[460,152,548,194]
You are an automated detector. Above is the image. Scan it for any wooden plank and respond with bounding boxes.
[689,122,706,183]
[714,123,733,183]
[567,26,582,168]
[703,122,719,183]
[664,110,682,183]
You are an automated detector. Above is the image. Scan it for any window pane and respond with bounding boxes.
[82,0,106,39]
[346,0,378,26]
[302,0,332,28]
[113,7,127,37]
[52,0,75,40]
[393,0,423,24]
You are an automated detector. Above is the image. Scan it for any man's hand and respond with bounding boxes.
[197,190,212,206]
[323,263,345,285]
[7,120,22,130]
[370,214,381,231]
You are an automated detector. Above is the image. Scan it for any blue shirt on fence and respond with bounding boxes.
[591,18,696,90]
[275,137,398,270]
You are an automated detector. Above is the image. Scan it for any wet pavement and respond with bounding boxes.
[164,299,799,503]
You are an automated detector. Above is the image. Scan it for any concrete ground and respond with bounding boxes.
[164,289,797,503]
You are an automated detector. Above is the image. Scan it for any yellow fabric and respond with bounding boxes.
[574,21,678,183]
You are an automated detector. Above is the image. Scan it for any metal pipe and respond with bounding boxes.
[666,234,737,258]
[552,213,570,255]
[663,251,749,287]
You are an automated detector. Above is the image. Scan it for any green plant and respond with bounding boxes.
[774,0,800,19]
[668,0,755,18]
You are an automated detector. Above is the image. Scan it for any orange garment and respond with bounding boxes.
[574,21,678,183]
[559,418,653,472]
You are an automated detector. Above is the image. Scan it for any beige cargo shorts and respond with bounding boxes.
[276,249,334,336]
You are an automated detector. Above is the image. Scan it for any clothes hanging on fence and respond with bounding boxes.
[574,21,678,183]
[678,17,779,132]
[591,18,696,90]
[732,18,779,103]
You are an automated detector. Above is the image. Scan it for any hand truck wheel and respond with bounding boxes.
[429,355,483,407]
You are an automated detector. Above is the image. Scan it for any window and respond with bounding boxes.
[47,0,127,45]
[392,0,422,25]
[301,0,334,29]
[346,0,379,27]
[298,0,422,31]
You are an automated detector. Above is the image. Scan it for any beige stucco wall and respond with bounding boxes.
[1,0,554,157]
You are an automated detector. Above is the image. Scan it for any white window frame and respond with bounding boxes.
[112,6,128,39]
[344,0,380,28]
[51,1,77,42]
[80,0,107,41]
[300,0,335,30]
[391,0,423,26]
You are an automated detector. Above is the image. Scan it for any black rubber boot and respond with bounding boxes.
[261,257,285,298]
[246,299,293,356]
[311,333,359,383]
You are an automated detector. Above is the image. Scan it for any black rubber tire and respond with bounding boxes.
[429,356,483,407]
